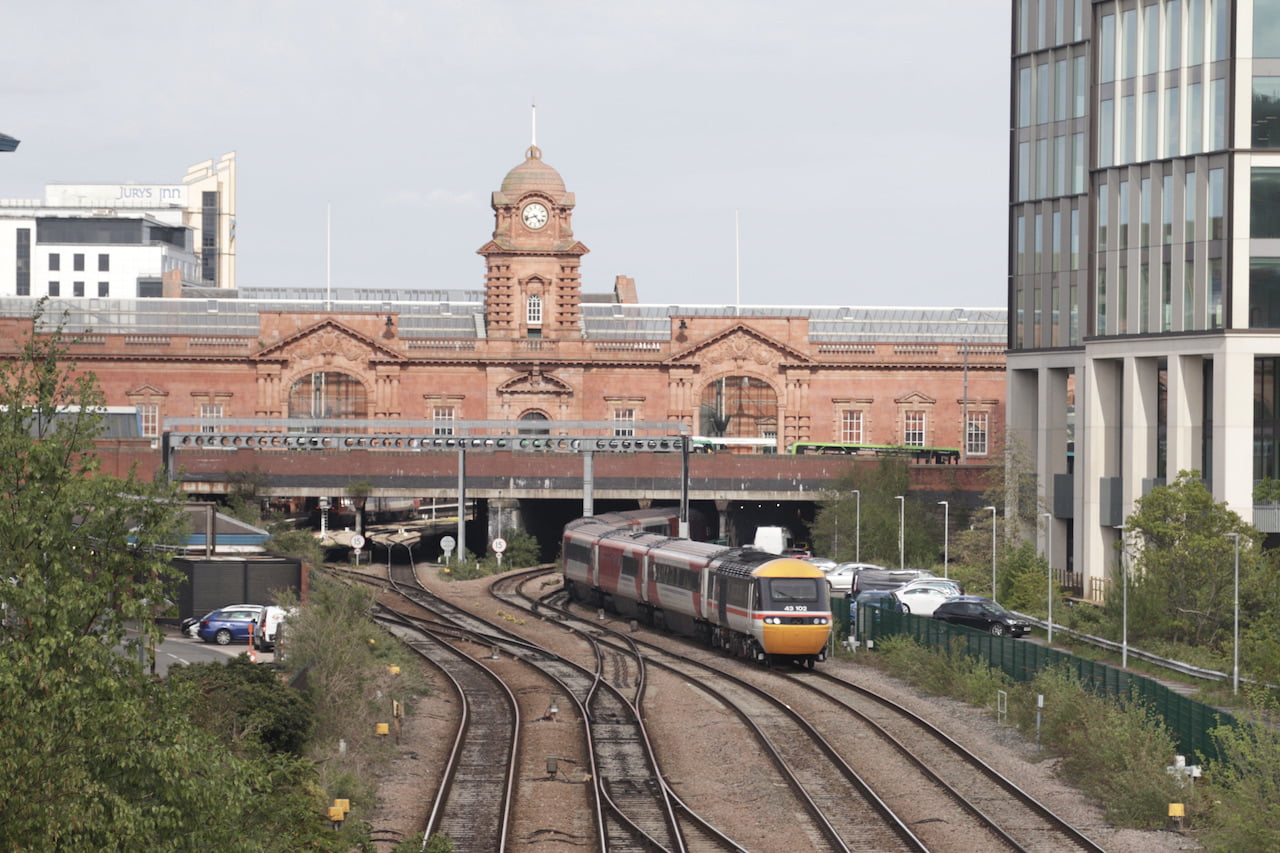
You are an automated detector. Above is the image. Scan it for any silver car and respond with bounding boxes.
[824,562,888,594]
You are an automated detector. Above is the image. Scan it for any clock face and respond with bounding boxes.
[522,202,549,229]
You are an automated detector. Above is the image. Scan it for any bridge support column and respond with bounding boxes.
[489,498,522,541]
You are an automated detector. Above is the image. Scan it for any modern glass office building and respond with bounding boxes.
[1008,0,1280,596]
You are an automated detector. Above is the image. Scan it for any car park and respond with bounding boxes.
[930,596,1031,637]
[196,605,264,645]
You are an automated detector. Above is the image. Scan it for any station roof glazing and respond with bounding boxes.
[0,289,1005,344]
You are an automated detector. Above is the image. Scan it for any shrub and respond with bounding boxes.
[1008,666,1182,828]
[1199,694,1280,852]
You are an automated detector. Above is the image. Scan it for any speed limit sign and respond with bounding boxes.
[492,537,507,553]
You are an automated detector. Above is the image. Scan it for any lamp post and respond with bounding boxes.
[937,500,949,579]
[853,489,861,563]
[985,506,997,601]
[1116,525,1128,669]
[1041,512,1054,644]
[895,495,905,569]
[1227,532,1240,695]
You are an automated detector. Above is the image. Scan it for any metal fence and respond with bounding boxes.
[857,607,1236,761]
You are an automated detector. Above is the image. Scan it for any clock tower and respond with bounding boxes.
[478,145,588,340]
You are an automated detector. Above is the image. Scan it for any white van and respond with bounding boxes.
[252,606,293,652]
[752,526,792,555]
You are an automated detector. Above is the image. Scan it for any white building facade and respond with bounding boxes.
[0,152,236,299]
[1008,0,1280,599]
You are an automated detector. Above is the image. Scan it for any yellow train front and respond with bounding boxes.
[562,509,833,668]
[706,550,832,668]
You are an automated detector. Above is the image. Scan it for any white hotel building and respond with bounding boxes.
[0,152,236,298]
[1008,0,1280,597]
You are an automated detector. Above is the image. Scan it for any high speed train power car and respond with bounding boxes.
[561,508,832,667]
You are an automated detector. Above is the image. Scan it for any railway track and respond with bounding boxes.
[792,668,1107,853]
[374,607,519,852]
[500,568,1108,853]
[371,563,747,851]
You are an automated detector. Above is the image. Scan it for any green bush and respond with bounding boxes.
[1008,666,1183,828]
[874,646,1183,830]
[870,635,1011,709]
[168,655,315,756]
[1197,693,1280,852]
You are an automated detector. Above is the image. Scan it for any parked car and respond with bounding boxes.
[849,589,904,630]
[197,605,264,645]
[251,605,294,652]
[849,567,936,597]
[893,578,963,616]
[800,556,838,572]
[893,585,958,616]
[931,596,1031,637]
[824,562,888,594]
[182,603,261,638]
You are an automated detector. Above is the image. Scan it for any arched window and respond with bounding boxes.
[518,411,550,435]
[698,376,778,452]
[288,372,367,425]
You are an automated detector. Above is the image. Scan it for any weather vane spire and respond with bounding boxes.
[531,100,537,148]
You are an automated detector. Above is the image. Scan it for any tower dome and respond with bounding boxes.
[500,145,566,196]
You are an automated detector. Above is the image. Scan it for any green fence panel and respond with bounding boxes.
[865,609,1234,762]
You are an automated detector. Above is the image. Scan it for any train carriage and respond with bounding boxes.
[561,508,832,667]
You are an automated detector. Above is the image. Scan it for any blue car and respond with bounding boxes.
[197,606,263,645]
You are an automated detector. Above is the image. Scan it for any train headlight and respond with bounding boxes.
[764,616,779,625]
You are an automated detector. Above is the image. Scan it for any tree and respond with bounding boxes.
[1120,471,1261,649]
[0,311,337,849]
[808,456,938,567]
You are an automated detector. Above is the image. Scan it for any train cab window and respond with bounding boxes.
[764,578,823,606]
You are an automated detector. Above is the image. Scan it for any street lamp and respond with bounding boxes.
[1227,532,1240,695]
[895,495,905,569]
[1041,512,1054,645]
[937,500,949,579]
[985,506,997,602]
[853,489,861,563]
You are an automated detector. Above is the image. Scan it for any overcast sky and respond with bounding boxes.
[3,1,1011,309]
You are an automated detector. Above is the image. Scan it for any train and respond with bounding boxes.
[561,508,832,668]
[787,441,960,464]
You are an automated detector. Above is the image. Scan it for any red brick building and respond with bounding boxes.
[0,144,1006,467]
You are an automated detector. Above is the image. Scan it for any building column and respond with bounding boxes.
[1079,356,1120,596]
[1214,347,1254,513]
[1039,367,1069,574]
[1166,354,1204,478]
[1121,356,1159,514]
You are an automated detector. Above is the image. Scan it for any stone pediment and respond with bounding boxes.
[895,390,937,405]
[254,320,403,365]
[497,368,574,396]
[126,383,168,397]
[668,324,813,368]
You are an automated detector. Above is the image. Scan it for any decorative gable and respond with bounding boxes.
[496,368,574,396]
[668,324,813,369]
[254,319,403,366]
